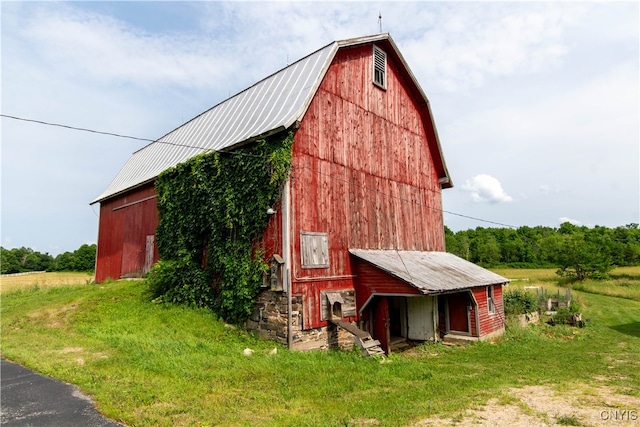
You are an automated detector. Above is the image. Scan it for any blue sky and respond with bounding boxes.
[1,1,638,255]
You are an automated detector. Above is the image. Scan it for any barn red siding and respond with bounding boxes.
[291,45,445,329]
[351,259,422,316]
[471,285,505,337]
[95,184,159,282]
[259,198,284,260]
[469,293,478,337]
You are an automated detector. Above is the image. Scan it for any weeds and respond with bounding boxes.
[556,414,582,425]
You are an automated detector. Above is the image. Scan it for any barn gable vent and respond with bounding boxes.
[372,45,387,89]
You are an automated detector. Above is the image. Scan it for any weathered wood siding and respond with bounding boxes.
[291,44,445,328]
[471,285,505,336]
[260,198,284,261]
[95,183,159,282]
[352,258,421,316]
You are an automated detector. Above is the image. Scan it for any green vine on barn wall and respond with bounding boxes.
[148,132,293,323]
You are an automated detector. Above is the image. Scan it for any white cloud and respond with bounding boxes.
[559,217,581,226]
[20,4,237,90]
[403,3,581,93]
[462,174,514,204]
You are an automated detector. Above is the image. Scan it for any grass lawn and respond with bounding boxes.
[1,272,639,426]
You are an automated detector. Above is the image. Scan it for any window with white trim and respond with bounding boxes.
[487,285,496,314]
[373,45,387,89]
[300,232,329,269]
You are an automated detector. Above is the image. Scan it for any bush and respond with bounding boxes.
[147,257,215,309]
[503,288,538,315]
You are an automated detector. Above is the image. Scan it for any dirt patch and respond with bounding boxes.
[58,347,84,354]
[415,384,640,426]
[26,303,79,327]
[52,347,109,366]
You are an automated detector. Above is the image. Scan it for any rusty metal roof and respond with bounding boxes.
[349,249,509,293]
[92,33,451,204]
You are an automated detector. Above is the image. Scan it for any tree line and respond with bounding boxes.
[0,244,96,274]
[445,223,640,279]
[3,223,639,278]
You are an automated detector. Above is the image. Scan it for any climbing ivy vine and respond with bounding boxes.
[147,132,293,323]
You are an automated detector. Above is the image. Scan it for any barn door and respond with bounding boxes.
[121,206,143,278]
[406,297,435,340]
[144,235,155,274]
[372,297,390,354]
[447,292,470,334]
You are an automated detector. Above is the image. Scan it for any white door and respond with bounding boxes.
[406,297,435,340]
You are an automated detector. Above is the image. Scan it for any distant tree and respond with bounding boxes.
[475,232,501,267]
[73,244,97,271]
[52,244,96,272]
[1,247,53,273]
[23,251,53,271]
[555,225,614,280]
[53,251,76,271]
[499,229,526,264]
[1,247,21,274]
[443,223,639,271]
[444,226,459,255]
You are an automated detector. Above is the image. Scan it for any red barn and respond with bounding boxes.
[91,34,507,353]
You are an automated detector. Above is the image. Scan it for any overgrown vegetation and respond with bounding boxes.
[149,132,293,323]
[2,272,639,426]
[1,244,97,274]
[446,222,639,278]
[503,288,539,315]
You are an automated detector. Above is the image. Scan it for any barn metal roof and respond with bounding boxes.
[92,33,451,204]
[349,249,509,293]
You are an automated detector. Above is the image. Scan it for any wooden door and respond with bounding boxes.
[373,297,390,354]
[448,292,470,333]
[407,297,435,340]
[144,235,155,274]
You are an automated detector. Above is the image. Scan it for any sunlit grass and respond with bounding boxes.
[0,271,94,294]
[2,277,639,426]
[571,275,640,301]
[493,266,640,302]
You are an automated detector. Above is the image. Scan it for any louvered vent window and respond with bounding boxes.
[373,45,387,89]
[300,231,329,269]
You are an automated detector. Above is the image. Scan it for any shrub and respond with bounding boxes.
[503,288,538,315]
[147,257,214,309]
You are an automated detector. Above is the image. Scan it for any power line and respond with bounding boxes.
[440,210,517,228]
[1,114,155,142]
[3,113,517,228]
[0,113,263,157]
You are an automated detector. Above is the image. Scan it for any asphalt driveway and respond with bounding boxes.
[1,359,123,426]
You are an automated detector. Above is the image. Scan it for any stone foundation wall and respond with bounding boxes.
[246,289,355,351]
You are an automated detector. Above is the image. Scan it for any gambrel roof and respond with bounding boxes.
[92,33,451,204]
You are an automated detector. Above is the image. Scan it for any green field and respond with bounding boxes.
[493,266,640,301]
[1,270,639,426]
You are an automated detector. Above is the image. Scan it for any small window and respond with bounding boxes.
[487,286,496,314]
[372,45,387,89]
[300,232,329,268]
